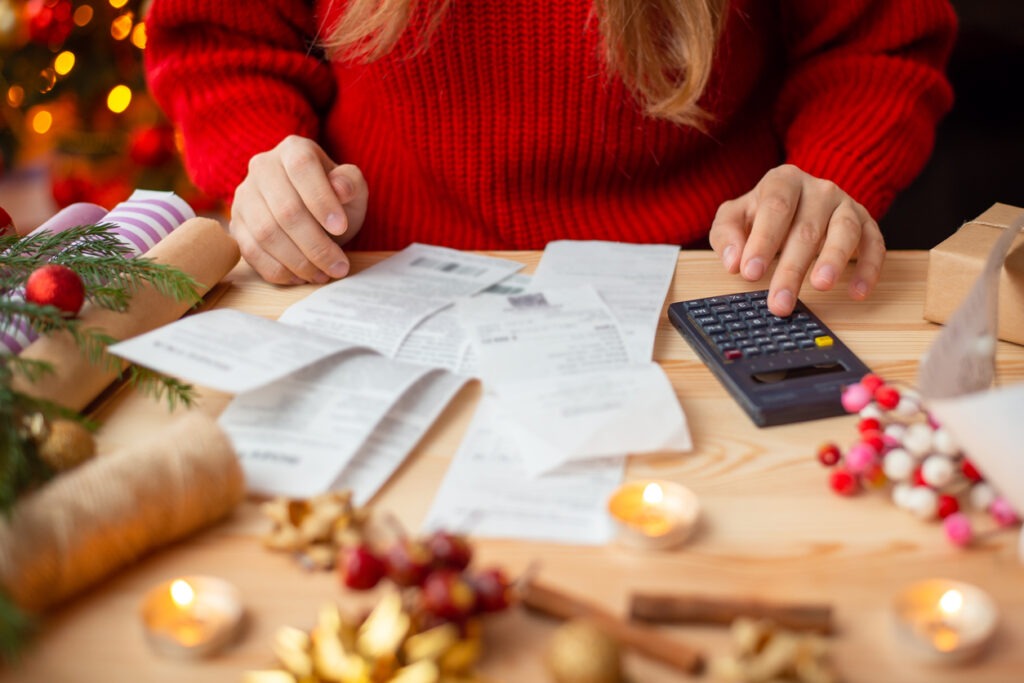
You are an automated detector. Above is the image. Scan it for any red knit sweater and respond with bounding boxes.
[144,0,956,251]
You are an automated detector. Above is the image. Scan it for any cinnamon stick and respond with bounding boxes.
[521,579,704,674]
[630,593,834,635]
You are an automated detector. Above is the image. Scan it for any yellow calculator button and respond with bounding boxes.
[814,335,834,347]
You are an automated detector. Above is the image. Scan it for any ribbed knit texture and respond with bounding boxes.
[144,0,956,251]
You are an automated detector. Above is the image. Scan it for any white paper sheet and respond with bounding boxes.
[332,370,470,506]
[279,243,523,357]
[495,362,692,474]
[457,286,630,385]
[220,351,435,498]
[394,274,533,374]
[421,396,625,545]
[109,309,357,394]
[533,241,679,363]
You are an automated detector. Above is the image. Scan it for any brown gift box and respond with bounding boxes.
[923,203,1024,345]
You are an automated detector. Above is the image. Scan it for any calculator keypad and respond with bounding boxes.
[683,290,833,360]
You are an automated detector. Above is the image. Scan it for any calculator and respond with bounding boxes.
[667,290,871,427]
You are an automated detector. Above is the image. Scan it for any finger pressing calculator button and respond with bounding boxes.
[814,335,834,347]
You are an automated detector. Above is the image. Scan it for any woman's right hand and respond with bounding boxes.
[229,135,369,285]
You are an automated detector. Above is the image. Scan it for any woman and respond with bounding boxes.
[144,0,956,315]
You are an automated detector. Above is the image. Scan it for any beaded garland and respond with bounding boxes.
[817,374,1020,547]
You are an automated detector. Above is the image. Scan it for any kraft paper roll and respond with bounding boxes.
[0,411,245,613]
[12,216,240,411]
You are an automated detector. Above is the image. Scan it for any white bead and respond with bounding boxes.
[921,455,955,489]
[884,423,907,440]
[908,486,939,520]
[860,403,885,421]
[892,483,915,510]
[902,423,934,458]
[932,428,958,456]
[969,482,997,511]
[894,395,920,418]
[882,448,915,482]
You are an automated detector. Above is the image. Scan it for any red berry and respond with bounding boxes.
[912,466,927,488]
[860,374,884,393]
[857,417,881,434]
[421,569,478,622]
[937,494,960,520]
[468,567,511,614]
[426,530,473,571]
[24,264,85,317]
[817,442,841,467]
[874,385,900,410]
[962,459,983,482]
[829,468,859,496]
[383,538,433,587]
[339,544,386,590]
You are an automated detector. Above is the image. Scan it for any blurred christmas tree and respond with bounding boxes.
[0,0,218,212]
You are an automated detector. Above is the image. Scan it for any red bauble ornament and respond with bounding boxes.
[816,442,841,467]
[128,125,177,168]
[0,205,13,236]
[24,264,85,317]
[26,0,74,46]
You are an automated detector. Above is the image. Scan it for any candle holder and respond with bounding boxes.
[607,480,700,551]
[140,575,244,659]
[891,578,998,664]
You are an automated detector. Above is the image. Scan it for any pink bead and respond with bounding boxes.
[845,442,877,474]
[990,497,1020,527]
[841,383,872,413]
[943,513,973,547]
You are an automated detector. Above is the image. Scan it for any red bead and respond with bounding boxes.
[857,417,881,434]
[962,459,983,482]
[860,373,884,393]
[912,466,927,488]
[829,468,860,496]
[859,429,885,455]
[936,494,960,520]
[817,442,841,467]
[874,385,900,410]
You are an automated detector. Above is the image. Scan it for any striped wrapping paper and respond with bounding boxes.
[1,190,196,354]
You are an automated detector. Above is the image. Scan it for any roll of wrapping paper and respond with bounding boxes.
[10,216,240,411]
[0,411,244,613]
[2,192,196,355]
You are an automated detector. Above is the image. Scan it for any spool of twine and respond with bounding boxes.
[0,411,245,613]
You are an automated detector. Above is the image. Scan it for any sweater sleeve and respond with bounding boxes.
[774,0,957,218]
[143,0,336,201]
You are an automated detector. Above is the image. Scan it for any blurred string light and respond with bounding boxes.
[106,83,131,113]
[31,109,52,134]
[7,85,24,107]
[131,21,146,49]
[73,4,94,26]
[109,0,129,8]
[110,12,133,40]
[54,50,75,76]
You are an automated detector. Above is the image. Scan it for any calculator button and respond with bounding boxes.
[689,306,711,316]
[711,303,731,313]
[727,321,748,332]
[695,315,717,325]
[724,349,743,360]
[752,336,771,346]
[719,312,740,322]
[798,338,815,348]
[727,294,748,303]
[780,341,798,352]
[704,324,726,334]
[814,335,834,347]
[748,318,767,328]
[743,347,763,357]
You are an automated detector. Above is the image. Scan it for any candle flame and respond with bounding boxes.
[170,579,195,608]
[938,589,963,616]
[642,483,664,505]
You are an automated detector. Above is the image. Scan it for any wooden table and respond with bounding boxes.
[2,251,1023,683]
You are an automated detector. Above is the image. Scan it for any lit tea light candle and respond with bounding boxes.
[141,575,244,659]
[607,480,700,551]
[892,578,998,664]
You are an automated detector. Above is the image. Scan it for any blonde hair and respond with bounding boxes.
[322,0,729,128]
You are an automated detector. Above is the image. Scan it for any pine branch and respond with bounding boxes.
[0,592,35,665]
[126,366,196,411]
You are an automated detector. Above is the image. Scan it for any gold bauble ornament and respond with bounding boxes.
[545,619,623,683]
[36,418,96,471]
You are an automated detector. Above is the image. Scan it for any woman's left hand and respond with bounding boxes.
[709,164,886,316]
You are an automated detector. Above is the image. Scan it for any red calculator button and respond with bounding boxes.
[724,349,743,360]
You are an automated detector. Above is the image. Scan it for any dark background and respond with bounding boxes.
[880,0,1024,248]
